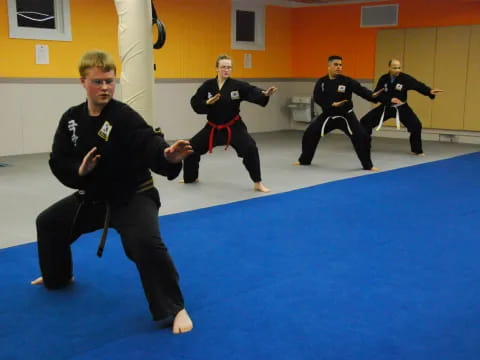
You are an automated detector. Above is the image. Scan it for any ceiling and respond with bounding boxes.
[261,0,479,9]
[287,0,479,4]
[289,0,385,3]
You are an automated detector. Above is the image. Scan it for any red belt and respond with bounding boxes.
[207,114,240,153]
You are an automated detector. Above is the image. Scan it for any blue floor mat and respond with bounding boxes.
[1,153,479,360]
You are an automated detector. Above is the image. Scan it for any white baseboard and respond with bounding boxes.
[288,121,480,145]
[372,127,480,145]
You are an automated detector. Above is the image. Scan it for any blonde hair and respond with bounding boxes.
[216,54,232,67]
[78,50,116,78]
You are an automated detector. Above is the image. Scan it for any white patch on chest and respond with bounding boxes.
[230,90,240,100]
[98,121,113,141]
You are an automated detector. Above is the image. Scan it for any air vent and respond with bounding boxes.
[361,4,398,27]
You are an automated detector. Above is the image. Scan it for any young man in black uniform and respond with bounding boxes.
[296,55,381,171]
[183,54,277,192]
[360,58,443,156]
[31,50,194,334]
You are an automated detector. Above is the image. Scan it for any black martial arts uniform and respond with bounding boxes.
[36,99,185,321]
[183,77,269,183]
[360,72,435,154]
[298,74,376,170]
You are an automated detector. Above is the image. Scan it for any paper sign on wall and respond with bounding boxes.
[244,53,252,69]
[35,44,49,65]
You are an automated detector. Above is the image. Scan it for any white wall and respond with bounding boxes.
[153,80,295,140]
[2,78,476,156]
[0,78,301,156]
[0,80,85,156]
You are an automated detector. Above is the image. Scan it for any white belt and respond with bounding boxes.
[321,109,353,137]
[376,102,405,131]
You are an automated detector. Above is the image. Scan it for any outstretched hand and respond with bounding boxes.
[164,140,193,163]
[372,88,385,98]
[262,87,278,97]
[206,93,221,105]
[332,100,348,107]
[78,147,101,176]
[431,88,444,95]
[391,97,404,105]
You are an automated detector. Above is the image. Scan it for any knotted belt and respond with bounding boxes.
[207,114,240,153]
[376,102,405,131]
[320,109,354,137]
[94,178,155,258]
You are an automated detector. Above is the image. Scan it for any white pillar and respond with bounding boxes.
[114,0,154,124]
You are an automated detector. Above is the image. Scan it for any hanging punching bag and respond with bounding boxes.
[114,0,155,124]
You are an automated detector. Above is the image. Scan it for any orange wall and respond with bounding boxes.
[1,0,477,79]
[234,5,292,79]
[0,0,291,79]
[291,0,480,79]
[152,2,291,78]
[0,0,119,78]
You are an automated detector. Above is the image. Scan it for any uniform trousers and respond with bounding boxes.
[360,104,423,154]
[298,112,374,170]
[183,120,262,183]
[35,188,184,320]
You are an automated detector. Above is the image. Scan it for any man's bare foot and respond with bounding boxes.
[179,178,199,184]
[369,167,380,172]
[172,309,193,334]
[412,152,425,157]
[254,182,270,193]
[293,161,300,166]
[30,276,74,285]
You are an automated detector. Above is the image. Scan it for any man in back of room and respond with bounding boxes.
[296,55,382,171]
[360,58,443,156]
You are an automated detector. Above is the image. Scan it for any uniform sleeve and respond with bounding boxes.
[48,111,88,189]
[350,78,376,103]
[373,76,384,92]
[239,81,269,107]
[122,107,181,180]
[406,74,435,99]
[190,81,211,114]
[372,76,389,104]
[313,79,333,112]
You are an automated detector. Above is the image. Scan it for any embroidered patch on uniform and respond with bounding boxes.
[230,90,240,100]
[321,82,325,92]
[67,119,79,147]
[384,83,389,92]
[207,92,213,99]
[337,85,346,93]
[98,121,113,141]
[395,83,403,91]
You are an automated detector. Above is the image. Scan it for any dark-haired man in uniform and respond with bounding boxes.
[296,55,382,171]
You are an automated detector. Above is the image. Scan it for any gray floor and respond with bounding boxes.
[1,130,478,249]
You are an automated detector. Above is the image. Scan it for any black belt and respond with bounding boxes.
[96,178,155,258]
[96,202,111,258]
